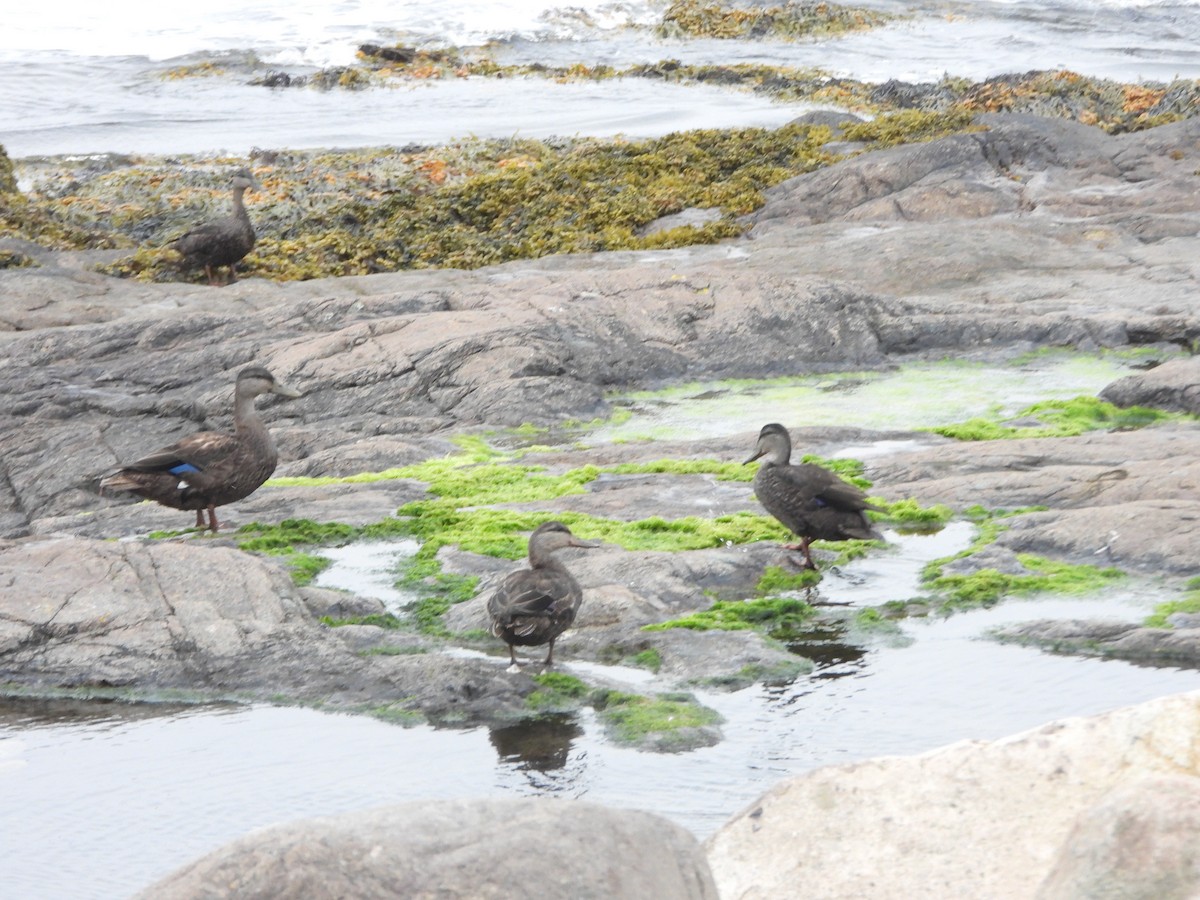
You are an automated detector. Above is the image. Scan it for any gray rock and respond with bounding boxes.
[134,797,718,900]
[0,535,536,722]
[1100,356,1200,414]
[706,690,1200,900]
[1038,775,1200,900]
[992,618,1200,667]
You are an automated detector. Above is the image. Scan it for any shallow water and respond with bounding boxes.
[5,0,1200,157]
[2,520,1196,898]
[590,353,1143,443]
[3,352,1189,900]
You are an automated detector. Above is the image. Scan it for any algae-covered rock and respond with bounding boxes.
[0,144,16,194]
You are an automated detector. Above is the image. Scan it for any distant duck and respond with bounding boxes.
[170,168,261,285]
[100,366,302,532]
[487,521,597,671]
[744,423,883,570]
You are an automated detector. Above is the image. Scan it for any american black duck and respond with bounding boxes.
[745,422,883,569]
[487,521,597,671]
[170,168,261,285]
[100,366,302,532]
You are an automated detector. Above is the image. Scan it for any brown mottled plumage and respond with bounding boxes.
[487,521,597,670]
[100,366,301,532]
[745,423,883,570]
[170,168,261,285]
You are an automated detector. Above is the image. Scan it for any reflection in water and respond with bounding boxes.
[489,715,583,772]
[0,696,231,730]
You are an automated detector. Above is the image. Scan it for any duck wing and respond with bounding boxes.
[781,464,881,512]
[171,222,225,255]
[487,569,580,633]
[120,431,240,484]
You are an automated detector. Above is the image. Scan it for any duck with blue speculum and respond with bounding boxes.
[487,521,598,672]
[744,423,883,570]
[100,366,302,532]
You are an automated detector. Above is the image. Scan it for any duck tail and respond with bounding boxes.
[98,471,139,495]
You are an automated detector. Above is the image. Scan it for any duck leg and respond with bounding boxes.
[505,644,522,674]
[194,509,205,529]
[543,638,557,668]
[205,505,220,532]
[784,537,817,570]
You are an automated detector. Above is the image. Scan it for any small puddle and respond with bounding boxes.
[312,539,422,613]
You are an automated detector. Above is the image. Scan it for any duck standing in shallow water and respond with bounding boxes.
[100,366,301,532]
[170,168,261,285]
[745,423,883,570]
[488,522,597,671]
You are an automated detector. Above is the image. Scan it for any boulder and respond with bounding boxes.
[134,797,718,900]
[706,690,1200,899]
[1037,775,1200,899]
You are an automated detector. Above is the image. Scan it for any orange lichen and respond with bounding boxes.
[1123,85,1166,113]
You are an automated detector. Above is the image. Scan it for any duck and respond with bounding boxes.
[487,521,598,671]
[170,168,261,285]
[744,422,883,570]
[100,366,302,532]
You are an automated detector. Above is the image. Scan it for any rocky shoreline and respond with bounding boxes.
[2,110,1200,895]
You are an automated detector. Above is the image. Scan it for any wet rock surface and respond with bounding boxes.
[2,113,1200,730]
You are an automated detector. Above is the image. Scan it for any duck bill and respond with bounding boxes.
[743,447,765,465]
[569,537,600,549]
[272,382,303,399]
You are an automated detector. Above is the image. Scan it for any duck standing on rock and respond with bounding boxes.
[745,423,883,570]
[100,366,302,532]
[487,521,598,672]
[169,168,261,285]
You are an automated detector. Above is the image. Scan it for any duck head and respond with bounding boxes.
[744,422,793,467]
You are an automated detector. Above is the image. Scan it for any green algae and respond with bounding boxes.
[1144,577,1200,628]
[319,612,404,629]
[873,497,954,531]
[593,690,722,749]
[629,648,664,672]
[235,519,357,551]
[929,396,1184,441]
[927,556,1125,609]
[525,672,590,713]
[605,459,756,482]
[755,565,822,595]
[917,509,1125,610]
[644,596,817,637]
[359,645,428,656]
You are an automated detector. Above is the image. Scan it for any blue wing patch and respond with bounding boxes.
[169,462,202,475]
